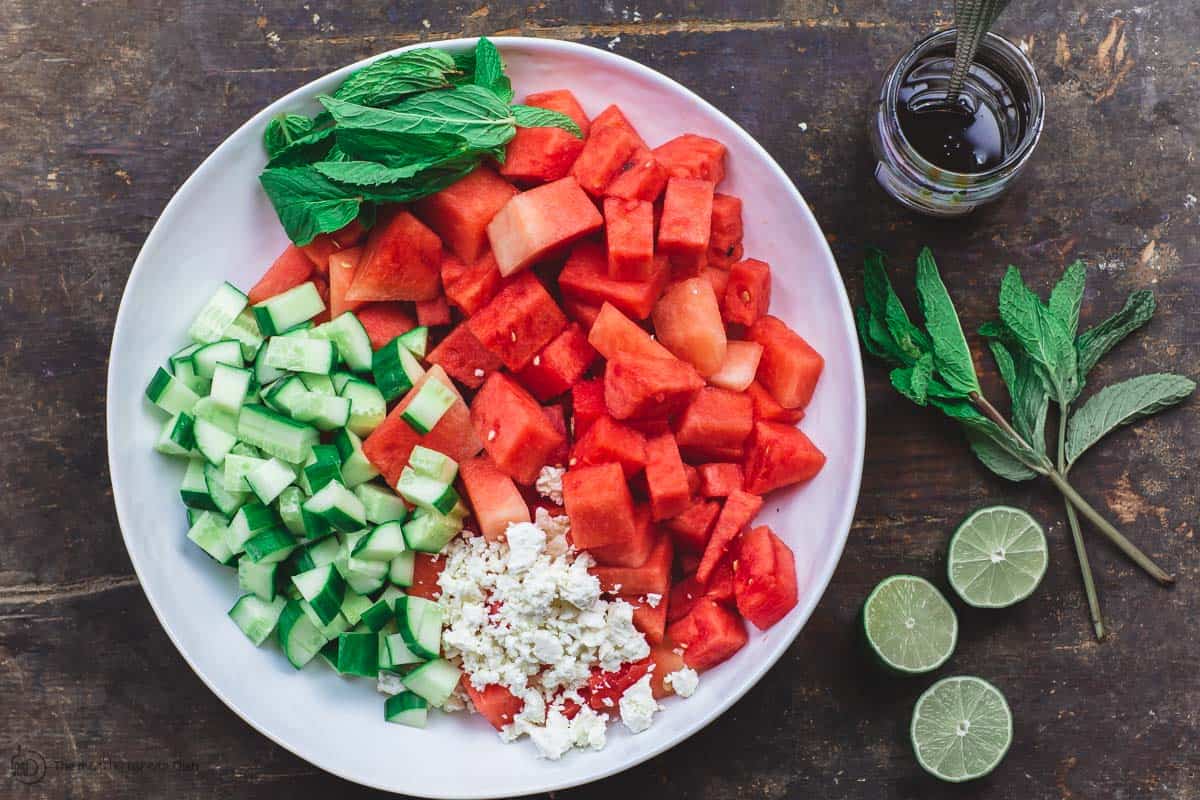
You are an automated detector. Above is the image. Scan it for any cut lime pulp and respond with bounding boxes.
[947,506,1048,608]
[860,575,957,675]
[911,675,1013,782]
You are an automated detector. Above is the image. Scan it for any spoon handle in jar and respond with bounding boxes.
[947,0,1012,102]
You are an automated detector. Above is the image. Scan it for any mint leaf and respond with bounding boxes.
[915,247,980,395]
[472,38,513,103]
[264,114,316,159]
[967,429,1040,481]
[511,105,584,138]
[860,248,927,365]
[353,159,479,203]
[889,353,934,405]
[1076,290,1156,377]
[259,167,361,246]
[1065,373,1195,465]
[999,266,1079,402]
[314,158,452,186]
[321,85,516,151]
[333,49,456,106]
[266,121,337,168]
[931,396,1044,475]
[985,334,1048,456]
[1049,261,1087,337]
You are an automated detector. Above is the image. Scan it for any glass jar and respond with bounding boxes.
[869,28,1045,217]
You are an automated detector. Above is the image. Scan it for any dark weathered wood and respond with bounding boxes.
[2,1,1198,797]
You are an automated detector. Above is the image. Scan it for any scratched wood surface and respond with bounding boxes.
[2,1,1198,797]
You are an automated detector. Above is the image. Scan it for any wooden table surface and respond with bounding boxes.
[3,1,1198,797]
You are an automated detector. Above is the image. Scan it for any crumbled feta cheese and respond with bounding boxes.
[618,674,661,734]
[664,667,699,698]
[505,522,546,573]
[376,671,405,695]
[527,708,573,760]
[645,593,662,608]
[535,465,565,505]
[473,368,485,378]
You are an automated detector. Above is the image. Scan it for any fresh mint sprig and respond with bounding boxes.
[858,248,1195,638]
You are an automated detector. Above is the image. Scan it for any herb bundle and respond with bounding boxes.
[857,248,1195,638]
[258,38,582,246]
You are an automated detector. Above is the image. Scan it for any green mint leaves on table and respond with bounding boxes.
[857,247,1195,639]
[258,38,582,246]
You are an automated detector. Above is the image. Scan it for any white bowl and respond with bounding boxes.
[107,36,865,799]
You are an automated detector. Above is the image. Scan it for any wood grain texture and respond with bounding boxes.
[2,1,1198,797]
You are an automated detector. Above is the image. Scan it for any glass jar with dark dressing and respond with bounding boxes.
[870,28,1045,217]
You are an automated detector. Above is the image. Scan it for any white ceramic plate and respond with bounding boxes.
[107,37,865,799]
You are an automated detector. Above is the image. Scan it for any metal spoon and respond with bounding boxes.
[946,0,1012,108]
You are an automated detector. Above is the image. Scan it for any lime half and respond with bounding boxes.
[911,676,1013,782]
[861,575,958,675]
[948,506,1048,608]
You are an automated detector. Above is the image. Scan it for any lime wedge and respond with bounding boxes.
[860,575,957,675]
[947,506,1048,608]
[911,676,1013,782]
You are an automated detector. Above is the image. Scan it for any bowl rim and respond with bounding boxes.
[106,35,865,797]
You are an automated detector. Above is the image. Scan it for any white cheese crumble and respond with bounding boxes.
[618,674,661,734]
[664,667,699,698]
[535,465,565,505]
[644,593,662,608]
[376,672,406,696]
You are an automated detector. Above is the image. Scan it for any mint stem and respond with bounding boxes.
[1058,409,1106,639]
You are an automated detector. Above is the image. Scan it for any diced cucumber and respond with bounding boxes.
[243,525,299,564]
[291,392,352,431]
[395,595,442,660]
[396,326,429,358]
[331,371,355,393]
[238,557,279,601]
[300,599,350,640]
[254,339,286,386]
[146,367,200,415]
[313,312,373,372]
[252,282,325,336]
[193,417,238,467]
[228,593,286,646]
[225,502,279,554]
[403,658,462,707]
[193,340,245,379]
[299,445,343,495]
[277,600,328,669]
[263,335,337,375]
[291,536,342,573]
[204,461,248,515]
[230,441,262,458]
[335,631,379,677]
[372,337,426,402]
[354,483,408,524]
[276,486,308,536]
[299,372,336,396]
[223,453,268,493]
[303,481,366,532]
[400,378,457,434]
[339,590,375,627]
[360,585,406,632]
[397,467,460,514]
[224,307,265,361]
[408,446,459,484]
[340,378,386,437]
[263,374,308,413]
[352,520,408,562]
[189,282,248,344]
[384,692,429,728]
[210,362,253,413]
[154,412,196,456]
[402,508,462,554]
[336,551,390,595]
[192,396,239,435]
[237,404,319,463]
[180,458,214,509]
[388,551,416,587]
[169,344,210,394]
[187,511,237,565]
[380,631,424,668]
[333,428,379,488]
[292,563,346,625]
[245,457,296,505]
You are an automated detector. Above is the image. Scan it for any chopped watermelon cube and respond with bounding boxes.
[746,379,805,424]
[501,127,586,185]
[684,463,702,498]
[415,294,451,327]
[605,148,668,203]
[414,166,517,264]
[652,276,728,376]
[442,250,502,316]
[723,258,772,326]
[665,499,719,552]
[570,416,647,478]
[467,271,567,371]
[734,525,799,630]
[426,323,502,389]
[696,489,763,584]
[541,402,570,467]
[707,193,744,268]
[703,266,731,299]
[709,340,765,393]
[667,598,747,671]
[459,454,531,542]
[248,245,314,304]
[328,246,364,318]
[571,125,641,196]
[525,89,591,134]
[355,303,416,350]
[362,365,483,487]
[461,680,525,731]
[471,373,567,484]
[300,219,366,272]
[406,553,445,601]
[561,296,602,330]
[559,241,670,321]
[644,434,692,522]
[591,534,673,597]
[589,506,658,568]
[669,558,735,623]
[605,351,704,420]
[743,421,826,495]
[623,591,668,644]
[589,105,646,145]
[514,323,597,402]
[586,302,674,362]
[563,462,636,549]
[346,210,442,302]
[747,315,824,409]
[652,134,727,183]
[674,387,754,455]
[657,178,715,271]
[603,197,655,281]
[648,643,686,698]
[570,379,607,440]
[486,176,604,277]
[698,463,744,498]
[587,657,651,711]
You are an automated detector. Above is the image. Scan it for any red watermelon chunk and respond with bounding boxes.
[426,323,502,389]
[703,266,731,299]
[541,403,570,467]
[415,294,451,327]
[462,680,525,731]
[696,489,763,584]
[652,134,727,183]
[586,302,674,362]
[747,315,824,409]
[665,499,719,551]
[590,534,672,596]
[648,644,686,698]
[623,591,668,644]
[604,351,704,420]
[666,598,747,671]
[442,250,502,316]
[723,258,772,326]
[707,194,744,268]
[355,303,416,350]
[571,125,641,196]
[248,245,314,304]
[746,380,805,425]
[471,373,567,485]
[657,178,715,271]
[467,271,567,372]
[674,387,754,455]
[570,416,647,478]
[300,219,366,272]
[589,506,658,568]
[589,105,646,145]
[563,462,636,549]
[669,557,735,623]
[734,525,799,630]
[486,176,603,277]
[459,454,530,542]
[525,89,591,134]
[362,366,483,487]
[414,166,517,264]
[698,463,744,498]
[346,210,442,302]
[559,242,669,322]
[514,323,597,402]
[328,247,364,319]
[501,127,586,185]
[561,296,602,330]
[709,340,765,394]
[605,148,668,203]
[407,553,445,601]
[570,379,607,441]
[743,421,826,495]
[603,197,655,282]
[644,434,692,522]
[652,277,728,377]
[587,657,651,711]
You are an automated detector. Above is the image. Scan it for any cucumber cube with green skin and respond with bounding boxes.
[243,526,299,564]
[401,509,462,553]
[354,483,408,524]
[372,337,426,402]
[292,563,346,625]
[407,445,458,483]
[181,458,216,510]
[192,340,245,379]
[238,558,279,602]
[396,326,429,358]
[237,404,320,464]
[224,307,265,361]
[189,282,248,344]
[299,445,344,495]
[276,600,328,669]
[187,512,237,565]
[228,593,286,646]
[146,367,200,415]
[384,692,429,728]
[359,586,407,632]
[396,596,443,660]
[400,378,457,435]
[397,467,460,514]
[340,378,387,437]
[245,458,297,506]
[388,552,416,587]
[253,282,325,336]
[154,412,196,456]
[303,481,367,532]
[313,312,373,373]
[262,336,338,375]
[339,591,375,627]
[336,632,379,677]
[299,373,337,396]
[353,520,408,562]
[334,428,380,488]
[225,502,280,554]
[403,658,463,707]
